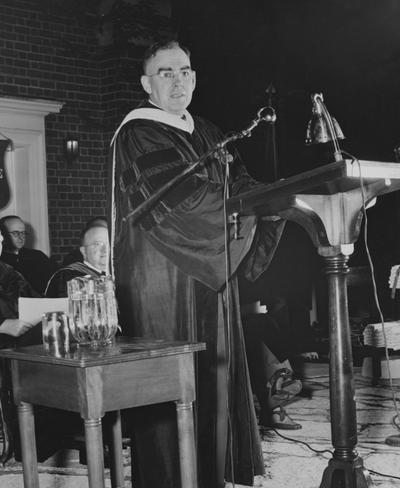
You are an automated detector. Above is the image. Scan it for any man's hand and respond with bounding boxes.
[0,319,35,337]
[299,352,319,361]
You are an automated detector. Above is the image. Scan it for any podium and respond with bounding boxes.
[228,159,400,488]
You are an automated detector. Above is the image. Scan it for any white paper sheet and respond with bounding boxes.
[18,297,69,325]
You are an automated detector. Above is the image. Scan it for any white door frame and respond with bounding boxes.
[0,97,63,255]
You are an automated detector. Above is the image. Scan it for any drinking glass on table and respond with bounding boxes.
[42,311,70,357]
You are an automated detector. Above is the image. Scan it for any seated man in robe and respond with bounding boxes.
[241,299,303,430]
[62,216,107,266]
[0,228,42,463]
[43,223,111,458]
[0,230,39,344]
[0,215,55,295]
[238,224,321,431]
[45,224,109,298]
[0,228,92,464]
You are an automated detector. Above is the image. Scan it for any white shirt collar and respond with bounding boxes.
[83,260,107,275]
[110,104,195,145]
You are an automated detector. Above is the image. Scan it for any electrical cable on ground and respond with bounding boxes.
[263,427,400,481]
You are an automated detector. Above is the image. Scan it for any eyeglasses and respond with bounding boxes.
[8,231,28,238]
[84,241,108,251]
[146,68,194,80]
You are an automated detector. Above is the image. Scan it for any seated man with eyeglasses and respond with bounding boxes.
[0,215,55,295]
[45,224,109,298]
[62,216,108,266]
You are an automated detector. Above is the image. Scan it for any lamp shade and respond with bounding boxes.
[305,93,345,163]
[305,93,345,146]
[305,113,345,145]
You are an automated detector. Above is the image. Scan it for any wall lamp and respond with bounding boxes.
[64,134,79,164]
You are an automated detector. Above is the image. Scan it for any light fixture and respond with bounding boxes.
[64,135,79,164]
[305,92,345,162]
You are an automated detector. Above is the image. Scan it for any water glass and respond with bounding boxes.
[42,311,70,357]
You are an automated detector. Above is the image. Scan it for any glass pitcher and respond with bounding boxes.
[67,275,119,348]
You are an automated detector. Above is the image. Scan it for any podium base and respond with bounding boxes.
[320,456,373,488]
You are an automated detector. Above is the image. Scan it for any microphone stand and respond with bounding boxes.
[122,106,276,225]
[265,82,279,181]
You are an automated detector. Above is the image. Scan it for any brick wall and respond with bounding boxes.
[0,0,147,263]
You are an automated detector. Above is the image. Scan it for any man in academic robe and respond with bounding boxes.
[0,228,42,463]
[45,225,109,298]
[61,216,107,267]
[0,229,40,344]
[108,40,285,488]
[0,215,55,295]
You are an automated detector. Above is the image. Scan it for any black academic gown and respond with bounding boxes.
[0,247,54,295]
[0,261,41,347]
[109,106,284,488]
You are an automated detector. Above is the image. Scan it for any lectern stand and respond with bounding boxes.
[228,159,400,488]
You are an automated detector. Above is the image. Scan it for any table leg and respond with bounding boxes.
[84,417,106,488]
[17,402,39,488]
[320,254,373,488]
[176,401,197,488]
[108,410,125,488]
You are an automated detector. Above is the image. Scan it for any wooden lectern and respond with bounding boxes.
[228,159,400,488]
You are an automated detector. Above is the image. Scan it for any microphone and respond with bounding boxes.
[237,106,277,140]
[258,106,277,123]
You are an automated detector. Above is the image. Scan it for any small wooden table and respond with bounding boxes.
[0,337,205,488]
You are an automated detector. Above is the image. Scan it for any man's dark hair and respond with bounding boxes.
[142,40,191,74]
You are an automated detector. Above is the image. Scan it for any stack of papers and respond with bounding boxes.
[19,297,69,325]
[363,321,400,349]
